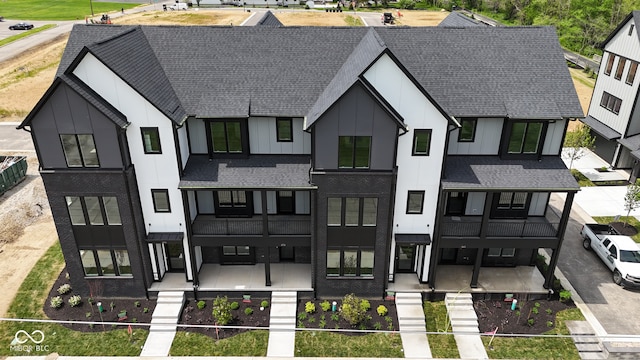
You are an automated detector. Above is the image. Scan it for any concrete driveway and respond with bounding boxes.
[551,194,640,336]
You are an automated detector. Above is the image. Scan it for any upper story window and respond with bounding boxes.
[412,130,432,156]
[604,54,615,76]
[406,191,425,214]
[217,190,247,208]
[507,122,543,155]
[276,118,293,142]
[458,118,477,142]
[600,92,622,115]
[141,127,162,154]
[65,196,121,226]
[327,197,378,226]
[627,62,638,85]
[615,58,627,80]
[629,24,635,36]
[151,189,171,213]
[338,136,371,169]
[210,120,243,154]
[60,134,99,167]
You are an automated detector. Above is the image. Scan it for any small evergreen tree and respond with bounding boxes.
[563,124,596,169]
[212,296,233,326]
[624,180,640,227]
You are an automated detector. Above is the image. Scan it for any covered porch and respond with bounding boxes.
[149,263,313,292]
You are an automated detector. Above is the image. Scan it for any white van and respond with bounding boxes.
[169,2,188,10]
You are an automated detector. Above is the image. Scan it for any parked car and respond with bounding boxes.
[9,22,34,30]
[582,223,640,287]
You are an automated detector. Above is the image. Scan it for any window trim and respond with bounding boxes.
[458,118,477,142]
[80,248,132,277]
[615,57,627,80]
[626,61,638,86]
[406,191,425,214]
[207,119,246,156]
[629,24,635,36]
[327,197,378,227]
[326,247,375,278]
[338,136,371,169]
[60,134,100,168]
[276,118,293,142]
[600,92,622,115]
[604,53,615,76]
[412,129,432,156]
[141,127,162,154]
[151,189,171,213]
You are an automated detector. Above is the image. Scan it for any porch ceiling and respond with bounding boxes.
[179,154,315,189]
[442,156,579,191]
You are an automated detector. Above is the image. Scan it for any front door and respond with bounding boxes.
[395,245,416,273]
[279,246,295,262]
[221,245,255,264]
[166,243,185,272]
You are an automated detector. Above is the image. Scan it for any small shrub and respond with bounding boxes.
[110,302,115,311]
[197,300,206,310]
[532,307,539,315]
[212,296,233,326]
[527,318,535,326]
[559,290,572,302]
[261,300,269,308]
[85,312,92,318]
[133,301,140,307]
[65,272,70,280]
[298,320,305,328]
[50,296,63,309]
[132,318,137,323]
[387,323,394,331]
[89,323,94,329]
[384,316,392,323]
[340,293,367,326]
[546,308,553,315]
[230,301,239,310]
[143,307,149,313]
[305,301,316,314]
[360,299,371,312]
[377,305,388,316]
[245,307,253,316]
[320,314,325,321]
[359,323,367,330]
[319,319,326,328]
[308,316,316,323]
[331,313,339,322]
[88,297,95,305]
[68,295,82,307]
[534,302,540,308]
[515,310,521,316]
[373,322,382,330]
[320,300,331,312]
[547,321,553,327]
[298,312,308,321]
[57,284,72,295]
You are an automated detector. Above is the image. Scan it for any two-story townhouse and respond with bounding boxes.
[582,11,640,182]
[19,24,582,298]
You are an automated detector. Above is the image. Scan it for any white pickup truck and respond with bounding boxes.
[581,223,640,287]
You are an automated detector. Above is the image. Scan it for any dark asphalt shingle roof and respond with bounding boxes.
[442,156,580,191]
[56,24,583,122]
[618,133,640,151]
[257,11,284,26]
[438,12,485,27]
[581,115,621,140]
[179,154,314,189]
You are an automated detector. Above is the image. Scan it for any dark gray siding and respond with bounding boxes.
[313,84,398,171]
[312,172,395,298]
[592,134,616,165]
[42,167,150,298]
[29,83,124,170]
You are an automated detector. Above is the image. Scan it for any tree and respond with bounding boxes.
[624,180,640,227]
[563,124,595,169]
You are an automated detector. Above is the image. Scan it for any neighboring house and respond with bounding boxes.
[438,11,486,27]
[582,11,640,182]
[19,24,582,298]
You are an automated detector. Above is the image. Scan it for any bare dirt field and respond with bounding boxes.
[0,10,595,318]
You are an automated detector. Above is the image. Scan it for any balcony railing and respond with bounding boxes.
[192,215,310,236]
[441,217,558,238]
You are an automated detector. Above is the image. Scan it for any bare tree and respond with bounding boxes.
[563,123,595,169]
[624,180,640,227]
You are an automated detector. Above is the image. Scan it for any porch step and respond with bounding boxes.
[395,292,423,305]
[448,309,478,321]
[565,321,607,360]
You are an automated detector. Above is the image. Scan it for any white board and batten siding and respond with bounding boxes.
[448,118,502,155]
[72,52,194,280]
[248,117,311,154]
[364,54,448,282]
[188,118,208,154]
[542,119,566,155]
[460,192,548,216]
[252,191,311,214]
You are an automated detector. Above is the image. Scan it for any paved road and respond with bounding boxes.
[551,194,640,337]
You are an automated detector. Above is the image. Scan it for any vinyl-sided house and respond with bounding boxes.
[582,11,640,181]
[19,23,582,298]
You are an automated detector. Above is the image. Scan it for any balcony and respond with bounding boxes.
[441,216,559,238]
[192,215,311,236]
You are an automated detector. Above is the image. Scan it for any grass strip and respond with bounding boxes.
[295,330,403,357]
[0,0,138,21]
[423,301,460,359]
[0,24,56,47]
[593,216,640,243]
[170,330,268,356]
[570,169,595,187]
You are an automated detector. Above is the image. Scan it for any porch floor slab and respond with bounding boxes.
[435,265,547,293]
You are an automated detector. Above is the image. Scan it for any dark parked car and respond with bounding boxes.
[9,22,34,30]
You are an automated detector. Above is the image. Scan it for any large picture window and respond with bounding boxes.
[80,249,132,277]
[507,122,543,155]
[326,248,374,277]
[60,134,99,167]
[338,136,371,169]
[327,197,378,226]
[141,127,162,154]
[210,121,243,154]
[412,129,432,155]
[65,196,121,226]
[600,92,622,115]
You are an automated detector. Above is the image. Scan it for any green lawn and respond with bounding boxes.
[0,0,138,20]
[482,308,584,359]
[0,242,149,356]
[295,330,403,357]
[570,169,595,187]
[593,216,640,243]
[423,301,460,359]
[171,330,268,356]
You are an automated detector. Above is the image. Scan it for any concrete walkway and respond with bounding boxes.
[395,292,432,359]
[445,293,488,360]
[266,291,297,357]
[140,291,184,356]
[566,320,607,359]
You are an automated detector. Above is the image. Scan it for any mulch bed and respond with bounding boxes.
[178,298,271,340]
[295,297,399,334]
[43,268,156,332]
[474,298,575,335]
[609,221,638,236]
